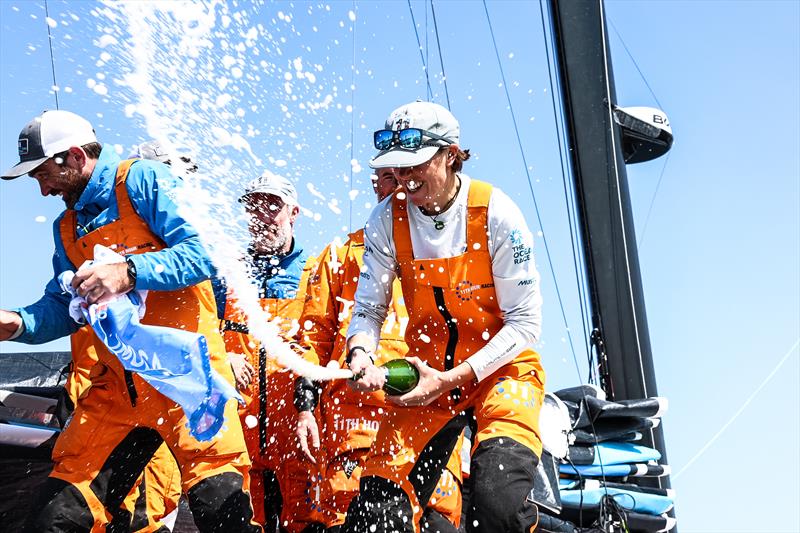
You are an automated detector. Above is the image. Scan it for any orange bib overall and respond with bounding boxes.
[355,180,545,532]
[48,160,256,531]
[299,229,463,529]
[67,328,181,533]
[222,258,325,531]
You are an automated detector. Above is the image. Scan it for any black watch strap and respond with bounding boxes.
[125,257,137,288]
[345,346,367,366]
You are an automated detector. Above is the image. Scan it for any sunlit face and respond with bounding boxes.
[29,155,90,209]
[371,168,398,202]
[244,192,299,255]
[392,146,457,214]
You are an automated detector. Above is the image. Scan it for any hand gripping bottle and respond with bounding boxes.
[381,359,420,395]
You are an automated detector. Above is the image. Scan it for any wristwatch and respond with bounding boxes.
[125,256,137,288]
[345,346,367,367]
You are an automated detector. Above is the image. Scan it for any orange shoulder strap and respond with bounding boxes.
[391,188,414,263]
[465,178,492,252]
[113,159,139,220]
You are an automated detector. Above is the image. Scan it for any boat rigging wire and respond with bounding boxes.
[537,0,596,382]
[599,0,648,398]
[44,0,60,110]
[429,1,451,111]
[598,2,669,491]
[637,150,671,248]
[605,16,671,250]
[348,0,357,233]
[407,0,434,101]
[607,19,663,110]
[674,337,800,480]
[482,0,583,384]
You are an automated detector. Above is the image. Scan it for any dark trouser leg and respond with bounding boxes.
[340,477,415,533]
[23,478,94,533]
[465,437,539,533]
[186,471,261,533]
[421,507,459,533]
[262,468,282,532]
[25,427,164,533]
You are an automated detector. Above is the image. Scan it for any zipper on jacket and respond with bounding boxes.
[258,346,267,454]
[124,370,138,407]
[433,287,461,403]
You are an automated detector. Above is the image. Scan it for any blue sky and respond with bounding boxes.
[1,1,797,531]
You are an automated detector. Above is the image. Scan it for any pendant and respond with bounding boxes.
[434,219,445,230]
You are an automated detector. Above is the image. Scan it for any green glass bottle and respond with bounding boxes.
[382,359,420,395]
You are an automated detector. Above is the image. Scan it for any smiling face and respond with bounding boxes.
[28,149,91,209]
[393,145,459,215]
[371,167,398,202]
[244,192,299,255]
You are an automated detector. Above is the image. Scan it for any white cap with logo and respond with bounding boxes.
[369,101,460,169]
[241,170,299,207]
[2,110,97,180]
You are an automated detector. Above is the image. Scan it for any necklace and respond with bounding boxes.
[424,176,461,231]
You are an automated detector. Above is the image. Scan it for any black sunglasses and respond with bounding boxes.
[373,128,454,151]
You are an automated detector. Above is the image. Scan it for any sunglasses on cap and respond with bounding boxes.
[373,128,454,151]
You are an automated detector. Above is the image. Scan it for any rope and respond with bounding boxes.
[44,0,60,110]
[430,0,451,110]
[407,0,433,101]
[482,0,583,383]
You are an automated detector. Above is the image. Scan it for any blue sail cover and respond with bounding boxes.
[569,442,661,466]
[59,272,242,441]
[559,462,668,477]
[560,486,674,515]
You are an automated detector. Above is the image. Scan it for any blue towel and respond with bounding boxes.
[59,270,242,441]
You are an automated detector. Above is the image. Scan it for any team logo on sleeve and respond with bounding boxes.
[509,229,531,265]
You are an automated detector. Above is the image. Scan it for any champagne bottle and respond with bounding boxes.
[382,359,420,396]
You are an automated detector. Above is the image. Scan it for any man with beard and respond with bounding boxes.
[0,110,259,531]
[216,171,325,532]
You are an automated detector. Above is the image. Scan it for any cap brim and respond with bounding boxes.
[1,157,49,180]
[239,189,299,207]
[368,145,441,169]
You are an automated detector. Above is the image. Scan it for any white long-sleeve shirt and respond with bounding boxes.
[347,173,543,382]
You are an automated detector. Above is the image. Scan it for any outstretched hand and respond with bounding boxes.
[229,353,255,391]
[295,410,320,463]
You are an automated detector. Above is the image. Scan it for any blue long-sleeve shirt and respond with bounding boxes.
[16,146,215,344]
[212,239,309,320]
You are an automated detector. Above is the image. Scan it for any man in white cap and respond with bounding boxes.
[217,170,325,532]
[0,110,260,532]
[343,100,546,533]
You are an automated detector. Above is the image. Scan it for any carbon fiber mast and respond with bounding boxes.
[548,0,676,529]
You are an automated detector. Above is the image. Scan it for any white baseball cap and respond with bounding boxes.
[2,110,97,179]
[130,139,171,164]
[369,101,459,169]
[241,170,299,207]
